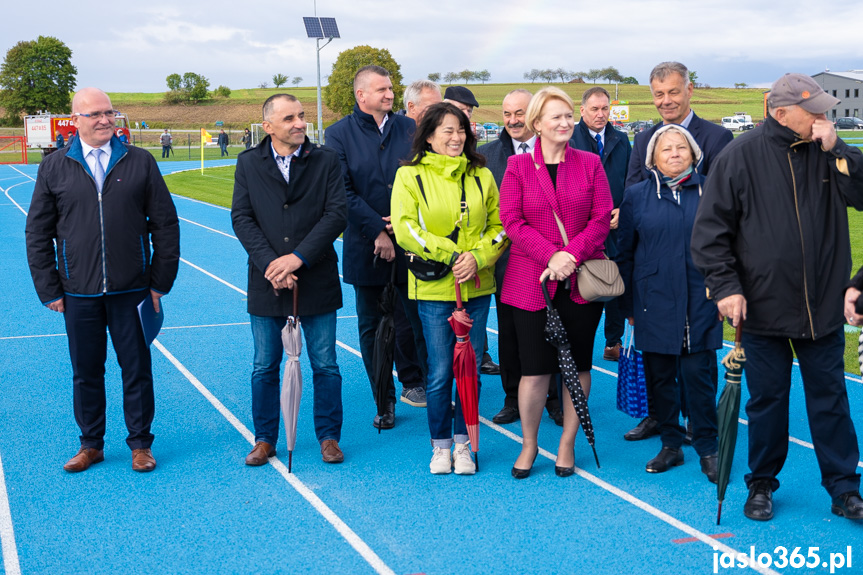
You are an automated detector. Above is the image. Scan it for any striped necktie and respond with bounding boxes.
[595,134,604,158]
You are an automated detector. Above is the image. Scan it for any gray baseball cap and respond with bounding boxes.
[768,73,839,114]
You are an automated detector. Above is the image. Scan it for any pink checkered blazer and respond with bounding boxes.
[499,140,612,312]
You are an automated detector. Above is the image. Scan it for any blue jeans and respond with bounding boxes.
[250,312,342,445]
[418,295,490,449]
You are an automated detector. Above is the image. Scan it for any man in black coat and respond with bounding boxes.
[26,88,180,473]
[692,74,863,522]
[570,86,631,362]
[623,61,733,442]
[232,94,348,466]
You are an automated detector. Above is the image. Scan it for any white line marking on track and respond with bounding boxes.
[180,257,247,295]
[0,451,22,575]
[6,166,34,181]
[171,194,231,211]
[153,339,395,575]
[0,333,65,340]
[179,217,237,239]
[1,181,29,216]
[334,338,779,575]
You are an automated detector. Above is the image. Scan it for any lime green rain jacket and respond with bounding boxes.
[391,152,508,301]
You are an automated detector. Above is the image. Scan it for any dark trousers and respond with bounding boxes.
[355,283,428,405]
[220,143,228,156]
[742,329,861,497]
[64,290,154,451]
[642,349,718,456]
[603,230,624,347]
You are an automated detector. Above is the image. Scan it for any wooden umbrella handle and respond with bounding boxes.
[734,320,744,345]
[292,283,299,319]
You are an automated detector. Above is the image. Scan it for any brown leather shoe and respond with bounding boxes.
[245,441,276,466]
[603,343,622,361]
[320,439,344,464]
[132,448,156,472]
[63,447,104,473]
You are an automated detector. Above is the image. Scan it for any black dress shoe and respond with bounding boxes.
[832,491,863,520]
[743,480,774,521]
[555,465,575,477]
[480,354,500,376]
[548,408,563,427]
[700,453,718,484]
[373,402,395,429]
[624,417,659,441]
[492,405,519,424]
[645,447,684,473]
[511,450,538,479]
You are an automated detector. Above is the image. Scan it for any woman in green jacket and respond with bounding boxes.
[392,102,507,475]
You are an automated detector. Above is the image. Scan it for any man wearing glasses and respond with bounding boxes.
[25,88,180,474]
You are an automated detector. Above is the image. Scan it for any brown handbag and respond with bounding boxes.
[552,211,623,302]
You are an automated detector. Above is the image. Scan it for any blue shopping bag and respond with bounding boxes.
[617,326,648,418]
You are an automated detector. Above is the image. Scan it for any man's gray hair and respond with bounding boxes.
[506,88,533,99]
[649,62,690,88]
[404,80,441,107]
[262,93,299,122]
[353,65,390,93]
[581,86,610,106]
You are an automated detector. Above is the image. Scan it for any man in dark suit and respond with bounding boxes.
[570,87,631,362]
[482,89,561,426]
[623,61,733,441]
[26,87,180,473]
[232,94,348,465]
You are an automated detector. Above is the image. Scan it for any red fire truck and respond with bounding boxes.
[24,112,132,155]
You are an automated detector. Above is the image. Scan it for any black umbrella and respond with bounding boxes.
[371,257,398,434]
[717,323,745,525]
[541,278,600,468]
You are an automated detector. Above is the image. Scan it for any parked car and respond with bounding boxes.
[482,123,500,137]
[835,117,863,130]
[628,120,654,134]
[721,116,754,131]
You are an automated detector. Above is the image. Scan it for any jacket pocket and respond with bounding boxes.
[60,239,71,279]
[633,259,659,313]
[138,235,148,275]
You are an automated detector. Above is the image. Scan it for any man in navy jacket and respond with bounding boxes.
[326,65,428,428]
[26,88,180,473]
[232,94,348,466]
[623,62,733,442]
[570,86,631,362]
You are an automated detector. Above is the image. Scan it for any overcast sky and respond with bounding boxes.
[6,0,863,93]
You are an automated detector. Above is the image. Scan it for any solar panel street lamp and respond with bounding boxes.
[303,15,340,145]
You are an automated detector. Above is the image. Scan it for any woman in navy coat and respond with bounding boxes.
[617,125,721,484]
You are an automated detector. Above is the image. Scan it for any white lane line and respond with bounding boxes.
[179,217,237,239]
[160,322,249,331]
[6,166,34,181]
[180,257,247,295]
[171,194,231,211]
[0,333,65,341]
[1,181,30,216]
[0,451,22,575]
[333,337,777,575]
[153,339,395,575]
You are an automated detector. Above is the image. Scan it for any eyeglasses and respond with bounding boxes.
[74,110,119,120]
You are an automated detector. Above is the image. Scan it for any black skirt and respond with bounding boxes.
[508,282,604,375]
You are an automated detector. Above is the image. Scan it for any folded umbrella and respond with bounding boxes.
[280,287,302,473]
[717,323,745,525]
[450,277,480,470]
[541,278,600,468]
[371,258,398,434]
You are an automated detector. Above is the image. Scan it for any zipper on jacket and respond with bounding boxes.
[786,152,816,339]
[95,152,128,294]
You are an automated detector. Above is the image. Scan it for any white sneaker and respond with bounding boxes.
[453,443,476,475]
[430,446,452,474]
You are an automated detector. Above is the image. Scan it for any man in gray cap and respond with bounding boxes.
[444,86,479,119]
[692,73,863,522]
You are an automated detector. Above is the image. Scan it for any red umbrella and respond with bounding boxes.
[449,277,480,470]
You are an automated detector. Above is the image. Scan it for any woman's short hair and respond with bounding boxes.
[644,124,702,170]
[403,102,486,172]
[526,87,574,135]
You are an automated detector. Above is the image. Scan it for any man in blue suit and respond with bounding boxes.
[623,61,733,441]
[570,87,631,362]
[326,66,428,429]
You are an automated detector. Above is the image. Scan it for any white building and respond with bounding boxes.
[811,70,863,119]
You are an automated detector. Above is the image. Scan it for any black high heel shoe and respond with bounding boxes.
[555,451,575,477]
[511,449,539,479]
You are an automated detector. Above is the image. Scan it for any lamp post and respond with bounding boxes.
[303,3,340,145]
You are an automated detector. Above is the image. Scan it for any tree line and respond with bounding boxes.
[523,67,637,85]
[426,70,492,84]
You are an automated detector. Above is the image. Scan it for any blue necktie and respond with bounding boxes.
[595,134,604,158]
[91,148,105,193]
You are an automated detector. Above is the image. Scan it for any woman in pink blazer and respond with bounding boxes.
[499,87,612,478]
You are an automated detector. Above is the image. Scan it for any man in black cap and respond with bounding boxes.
[444,86,479,119]
[692,72,863,522]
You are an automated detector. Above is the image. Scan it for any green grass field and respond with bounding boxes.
[165,164,863,374]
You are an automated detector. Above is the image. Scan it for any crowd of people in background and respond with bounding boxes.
[26,61,863,524]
